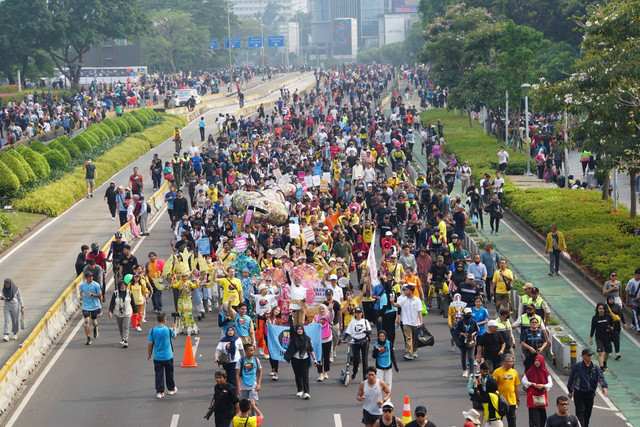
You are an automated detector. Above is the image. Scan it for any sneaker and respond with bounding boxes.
[111,217,116,221]
[272,373,278,381]
[142,318,147,323]
[490,230,493,235]
[119,340,125,346]
[296,391,303,398]
[156,392,165,399]
[495,233,499,236]
[86,337,92,345]
[2,335,8,342]
[615,354,621,360]
[317,375,324,382]
[303,393,310,400]
[414,352,418,359]
[12,334,17,340]
[123,341,128,348]
[404,354,413,360]
[351,372,357,380]
[548,273,554,276]
[167,387,178,395]
[462,370,469,378]
[136,326,143,332]
[264,354,270,360]
[330,355,335,363]
[450,345,455,352]
[324,373,329,379]
[269,371,276,377]
[93,325,99,339]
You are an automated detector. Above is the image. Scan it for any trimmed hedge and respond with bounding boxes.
[43,149,68,170]
[122,113,143,133]
[0,161,20,195]
[97,123,114,139]
[86,125,109,142]
[16,146,50,179]
[0,152,29,185]
[47,140,71,163]
[29,140,48,153]
[14,116,178,216]
[59,138,82,159]
[7,150,36,184]
[113,117,130,134]
[102,119,122,137]
[71,134,92,153]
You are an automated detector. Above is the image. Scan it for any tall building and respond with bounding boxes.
[230,0,308,18]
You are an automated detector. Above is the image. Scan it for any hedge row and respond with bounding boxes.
[0,109,160,198]
[13,112,187,216]
[421,109,640,287]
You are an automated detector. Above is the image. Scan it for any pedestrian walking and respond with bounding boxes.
[589,303,614,370]
[522,354,553,427]
[147,312,178,399]
[236,343,262,403]
[545,395,581,427]
[2,278,23,342]
[199,116,206,141]
[357,367,392,427]
[108,280,137,348]
[372,330,399,390]
[492,354,519,427]
[396,284,422,360]
[283,324,318,399]
[567,348,608,427]
[215,326,244,388]
[83,158,97,198]
[605,295,625,360]
[79,271,102,346]
[232,399,264,426]
[544,224,566,276]
[104,181,118,220]
[373,401,405,427]
[457,307,479,377]
[313,304,332,382]
[206,370,239,426]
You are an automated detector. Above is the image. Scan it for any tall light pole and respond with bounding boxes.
[227,0,233,91]
[521,83,532,176]
[505,90,509,146]
[260,0,265,75]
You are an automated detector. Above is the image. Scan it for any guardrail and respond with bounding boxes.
[0,72,316,416]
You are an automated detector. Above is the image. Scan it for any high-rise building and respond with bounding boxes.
[229,0,308,18]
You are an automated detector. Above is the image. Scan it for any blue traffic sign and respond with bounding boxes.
[224,37,242,49]
[247,36,264,48]
[267,35,285,47]
[208,39,218,50]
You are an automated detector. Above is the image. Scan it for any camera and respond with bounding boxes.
[204,406,215,420]
[171,312,180,319]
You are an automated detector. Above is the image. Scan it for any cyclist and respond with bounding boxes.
[427,255,450,309]
[171,153,183,188]
[173,126,182,152]
[426,228,447,259]
[107,232,127,282]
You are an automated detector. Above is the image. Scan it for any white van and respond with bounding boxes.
[175,88,201,107]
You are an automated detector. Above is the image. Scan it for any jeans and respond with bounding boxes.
[151,288,163,312]
[574,390,595,427]
[549,251,561,274]
[152,173,162,189]
[505,405,517,427]
[381,312,397,345]
[291,357,310,393]
[460,344,475,371]
[115,315,131,342]
[154,358,176,393]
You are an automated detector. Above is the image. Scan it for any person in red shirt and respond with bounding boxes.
[129,167,144,196]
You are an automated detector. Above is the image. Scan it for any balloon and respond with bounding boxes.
[124,274,133,284]
[156,259,165,271]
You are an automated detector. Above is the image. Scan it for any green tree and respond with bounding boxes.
[418,0,456,25]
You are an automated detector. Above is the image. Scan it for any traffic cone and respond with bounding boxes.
[181,335,198,367]
[402,395,412,424]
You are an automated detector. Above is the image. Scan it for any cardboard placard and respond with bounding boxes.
[234,237,247,252]
[289,223,301,239]
[320,181,329,192]
[302,226,315,243]
[197,238,211,255]
[312,175,321,187]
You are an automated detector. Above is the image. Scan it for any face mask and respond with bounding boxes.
[475,260,480,264]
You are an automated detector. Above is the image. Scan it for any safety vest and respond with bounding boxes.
[532,297,545,318]
[415,177,426,187]
[431,235,443,246]
[519,313,543,329]
[495,317,512,346]
[521,294,532,310]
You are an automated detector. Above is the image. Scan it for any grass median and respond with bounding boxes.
[420,109,640,286]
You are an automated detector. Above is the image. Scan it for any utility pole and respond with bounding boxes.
[564,109,570,185]
[260,0,265,75]
[521,83,532,176]
[505,91,509,146]
[227,0,233,91]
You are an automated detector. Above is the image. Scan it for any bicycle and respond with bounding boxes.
[427,280,450,317]
[174,137,182,153]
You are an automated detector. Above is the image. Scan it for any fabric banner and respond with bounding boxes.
[367,231,380,286]
[266,323,323,362]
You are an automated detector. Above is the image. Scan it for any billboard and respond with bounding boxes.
[333,18,356,56]
[392,0,419,13]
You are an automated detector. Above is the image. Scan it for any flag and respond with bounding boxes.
[368,231,380,286]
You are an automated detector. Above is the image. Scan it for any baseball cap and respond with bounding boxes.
[464,307,472,314]
[582,348,594,356]
[329,274,338,280]
[385,231,393,236]
[523,282,534,289]
[487,320,498,328]
[354,307,363,313]
[325,288,334,294]
[382,401,394,408]
[466,273,475,279]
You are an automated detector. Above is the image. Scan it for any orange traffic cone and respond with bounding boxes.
[181,335,198,367]
[402,395,412,424]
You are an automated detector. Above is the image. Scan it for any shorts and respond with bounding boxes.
[596,340,612,354]
[499,162,507,172]
[495,292,510,302]
[86,178,95,186]
[83,309,100,319]
[240,387,259,402]
[362,409,381,425]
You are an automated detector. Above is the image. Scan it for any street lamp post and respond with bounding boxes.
[505,90,509,147]
[227,0,233,92]
[521,83,532,176]
[260,0,265,77]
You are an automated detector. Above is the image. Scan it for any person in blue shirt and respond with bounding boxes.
[164,185,178,228]
[147,312,178,399]
[79,271,102,345]
[198,116,206,141]
[191,153,204,176]
[472,296,490,336]
[372,330,399,390]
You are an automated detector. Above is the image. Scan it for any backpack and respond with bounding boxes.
[491,392,509,418]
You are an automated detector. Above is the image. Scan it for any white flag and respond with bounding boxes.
[367,231,380,286]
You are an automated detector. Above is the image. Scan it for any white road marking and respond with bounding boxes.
[333,413,343,427]
[192,336,200,356]
[170,414,179,427]
[4,205,167,424]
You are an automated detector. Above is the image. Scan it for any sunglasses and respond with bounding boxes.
[611,274,617,277]
[416,412,426,417]
[382,408,393,413]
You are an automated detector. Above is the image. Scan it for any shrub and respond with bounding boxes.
[43,149,68,170]
[123,113,143,133]
[86,126,109,143]
[0,152,29,186]
[29,140,49,153]
[0,161,20,195]
[16,146,50,179]
[60,138,82,159]
[71,134,92,153]
[97,123,114,139]
[102,119,121,137]
[47,140,71,164]
[82,131,100,147]
[7,149,36,184]
[130,109,149,126]
[113,117,130,135]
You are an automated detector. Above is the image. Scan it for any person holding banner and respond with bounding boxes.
[289,275,308,325]
[283,324,319,400]
[313,304,333,381]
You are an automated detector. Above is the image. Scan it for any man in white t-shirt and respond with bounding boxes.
[396,284,423,360]
[497,147,510,172]
[626,268,640,331]
[493,172,505,199]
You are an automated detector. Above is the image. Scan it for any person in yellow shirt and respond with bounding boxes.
[361,220,374,245]
[384,254,404,283]
[491,260,515,313]
[437,213,447,242]
[493,354,520,426]
[341,288,365,330]
[207,184,219,203]
[387,172,400,190]
[216,240,237,270]
[219,266,243,308]
[232,399,264,427]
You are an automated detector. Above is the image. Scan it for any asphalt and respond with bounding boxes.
[3,81,630,427]
[0,72,317,370]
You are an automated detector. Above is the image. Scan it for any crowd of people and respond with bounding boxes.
[56,62,626,427]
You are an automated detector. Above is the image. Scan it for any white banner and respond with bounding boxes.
[367,231,380,286]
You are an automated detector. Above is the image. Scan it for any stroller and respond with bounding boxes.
[339,343,353,387]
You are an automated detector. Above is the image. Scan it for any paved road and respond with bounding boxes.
[0,72,317,369]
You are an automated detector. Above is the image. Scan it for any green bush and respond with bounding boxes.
[102,119,121,137]
[130,109,149,126]
[29,140,49,153]
[113,117,130,135]
[47,140,71,164]
[7,150,36,184]
[97,123,114,139]
[16,146,50,179]
[0,161,20,195]
[60,138,81,159]
[86,125,109,142]
[122,113,143,133]
[43,149,68,170]
[71,134,92,153]
[82,131,100,147]
[0,152,28,186]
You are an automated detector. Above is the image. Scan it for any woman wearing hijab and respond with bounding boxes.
[2,278,24,341]
[108,280,137,348]
[372,330,399,390]
[283,324,318,400]
[377,277,398,345]
[215,326,244,388]
[522,354,553,427]
[605,294,626,361]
